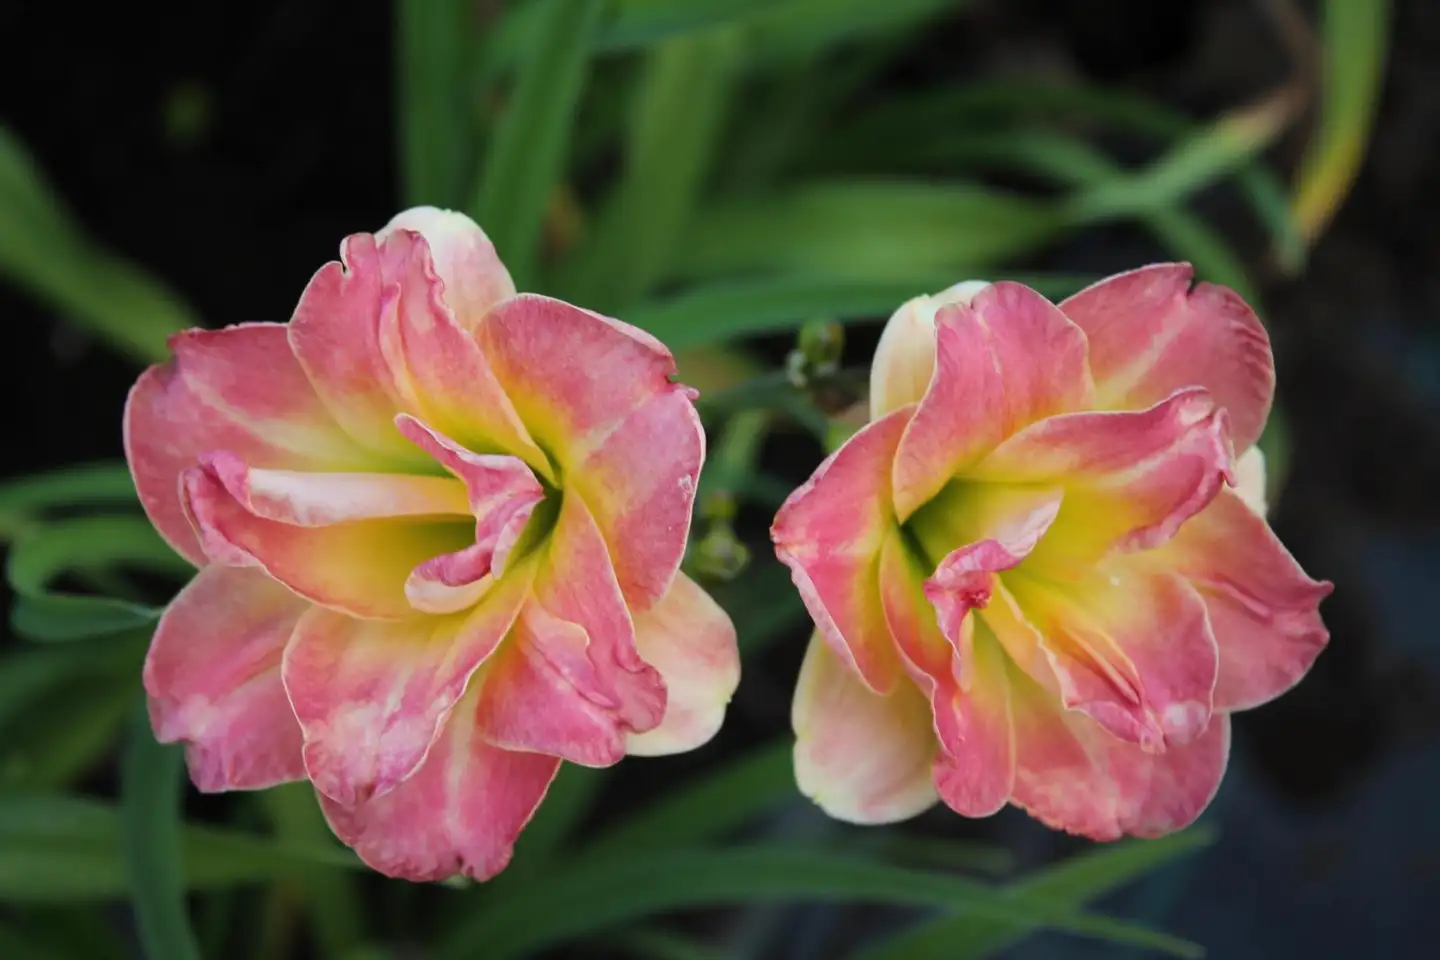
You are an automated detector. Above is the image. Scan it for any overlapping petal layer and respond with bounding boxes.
[776,264,1327,840]
[127,207,733,882]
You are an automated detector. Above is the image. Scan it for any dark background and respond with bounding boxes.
[2,0,1437,956]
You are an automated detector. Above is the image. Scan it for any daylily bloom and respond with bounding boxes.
[774,266,1329,839]
[127,207,739,880]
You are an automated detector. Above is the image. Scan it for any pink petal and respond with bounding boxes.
[1009,567,1218,751]
[869,281,992,419]
[877,532,1015,817]
[320,686,559,883]
[772,409,913,694]
[287,231,544,470]
[143,566,308,792]
[573,386,704,610]
[891,281,1093,520]
[182,465,473,619]
[396,415,547,610]
[283,565,533,806]
[377,207,516,328]
[1008,663,1230,840]
[1154,488,1332,712]
[626,573,740,757]
[197,450,470,525]
[792,633,938,824]
[475,603,632,767]
[125,324,373,566]
[477,294,684,469]
[1060,263,1274,451]
[478,494,666,765]
[972,388,1234,577]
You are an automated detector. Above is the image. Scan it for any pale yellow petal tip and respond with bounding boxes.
[380,206,490,241]
[1235,447,1268,517]
[870,281,992,419]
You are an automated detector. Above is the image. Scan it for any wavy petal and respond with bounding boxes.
[320,686,559,883]
[1060,263,1274,450]
[973,388,1234,576]
[573,387,703,610]
[479,294,684,467]
[626,573,740,757]
[878,531,1015,816]
[773,410,912,693]
[1233,446,1268,516]
[1008,661,1229,839]
[1009,567,1218,750]
[378,207,516,328]
[892,281,1092,520]
[287,231,543,468]
[477,494,666,765]
[284,564,533,806]
[182,464,473,619]
[144,566,308,792]
[125,324,373,565]
[1153,487,1332,711]
[792,633,938,824]
[869,281,991,419]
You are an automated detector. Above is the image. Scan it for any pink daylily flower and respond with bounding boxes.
[774,266,1330,838]
[128,207,739,881]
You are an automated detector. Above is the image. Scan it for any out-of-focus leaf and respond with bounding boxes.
[0,128,194,363]
[121,709,201,960]
[472,0,604,289]
[1292,0,1390,244]
[258,783,365,958]
[440,847,1202,960]
[7,517,188,641]
[711,560,809,655]
[629,273,1088,349]
[559,26,741,309]
[859,828,1217,960]
[603,0,773,49]
[802,81,1303,272]
[916,131,1258,302]
[0,794,365,903]
[582,740,795,858]
[396,0,475,207]
[1066,94,1293,225]
[613,927,726,960]
[673,182,1061,283]
[507,764,609,877]
[0,462,135,527]
[0,634,145,734]
[748,0,966,62]
[0,673,135,789]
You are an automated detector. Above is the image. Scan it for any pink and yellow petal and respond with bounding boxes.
[1153,487,1331,712]
[573,388,704,610]
[182,465,473,619]
[377,207,515,328]
[125,324,373,565]
[1008,567,1218,750]
[283,562,532,806]
[973,389,1234,576]
[772,409,913,693]
[533,492,666,736]
[891,281,1093,520]
[1060,263,1274,451]
[143,566,309,792]
[320,686,559,883]
[868,281,991,419]
[792,634,939,824]
[626,573,740,757]
[478,294,683,468]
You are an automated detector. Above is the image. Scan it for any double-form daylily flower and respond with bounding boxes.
[774,266,1330,838]
[127,208,739,880]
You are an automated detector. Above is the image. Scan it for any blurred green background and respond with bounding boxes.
[4,1,1433,958]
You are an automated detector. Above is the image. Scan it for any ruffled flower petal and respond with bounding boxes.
[377,207,516,328]
[626,573,740,757]
[792,633,939,824]
[892,281,1093,519]
[143,566,309,791]
[1060,263,1274,450]
[773,410,914,693]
